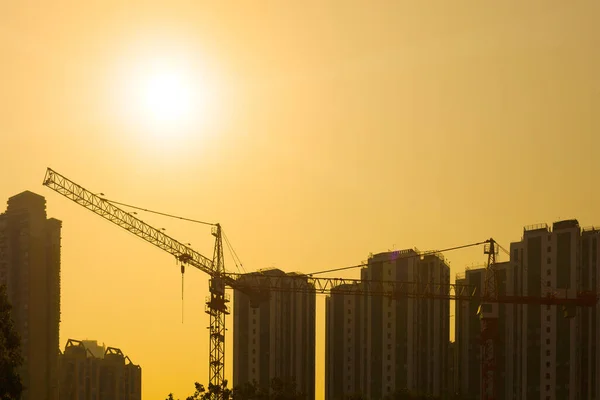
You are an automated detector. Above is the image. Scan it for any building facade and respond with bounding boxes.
[505,220,599,400]
[58,339,141,400]
[455,220,600,400]
[325,250,450,400]
[325,283,363,399]
[233,269,316,399]
[0,191,62,400]
[455,263,509,400]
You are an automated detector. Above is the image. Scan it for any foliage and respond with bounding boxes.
[167,377,305,400]
[0,284,23,399]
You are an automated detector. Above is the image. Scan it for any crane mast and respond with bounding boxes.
[43,168,597,399]
[479,239,498,400]
[43,168,232,390]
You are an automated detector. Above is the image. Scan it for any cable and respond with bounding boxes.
[308,240,488,276]
[103,198,216,226]
[223,229,246,274]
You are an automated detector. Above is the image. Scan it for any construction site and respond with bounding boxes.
[32,168,599,400]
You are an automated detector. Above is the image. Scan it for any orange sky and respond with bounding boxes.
[1,1,599,398]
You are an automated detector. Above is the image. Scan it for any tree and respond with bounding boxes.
[168,377,305,400]
[0,284,23,399]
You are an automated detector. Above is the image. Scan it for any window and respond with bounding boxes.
[387,322,391,328]
[348,309,351,314]
[387,354,391,361]
[546,350,550,356]
[546,373,550,379]
[546,316,551,322]
[547,281,551,287]
[348,319,351,324]
[387,376,391,382]
[388,312,391,318]
[547,269,551,276]
[546,339,550,345]
[546,362,550,367]
[253,319,256,324]
[547,246,551,252]
[546,385,550,391]
[547,258,551,264]
[388,333,391,339]
[387,344,391,349]
[546,327,551,333]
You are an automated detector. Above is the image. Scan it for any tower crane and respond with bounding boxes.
[43,168,597,400]
[42,168,473,393]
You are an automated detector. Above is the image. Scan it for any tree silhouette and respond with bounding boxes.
[167,377,305,400]
[0,284,23,399]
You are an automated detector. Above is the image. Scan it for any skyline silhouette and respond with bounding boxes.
[1,2,598,398]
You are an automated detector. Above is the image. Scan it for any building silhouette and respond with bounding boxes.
[58,339,141,400]
[455,262,509,400]
[325,250,450,399]
[0,191,62,400]
[233,268,316,399]
[325,283,362,399]
[455,220,600,400]
[505,220,599,400]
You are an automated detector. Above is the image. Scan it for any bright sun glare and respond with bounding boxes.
[142,70,193,125]
[118,52,216,145]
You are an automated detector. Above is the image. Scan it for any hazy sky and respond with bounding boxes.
[1,1,598,398]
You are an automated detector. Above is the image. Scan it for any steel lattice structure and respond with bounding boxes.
[43,168,598,400]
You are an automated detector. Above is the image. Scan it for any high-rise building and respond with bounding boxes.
[455,262,509,400]
[505,220,600,400]
[325,283,362,399]
[325,250,450,399]
[58,339,142,400]
[233,269,316,399]
[579,227,600,400]
[0,191,62,400]
[456,219,600,400]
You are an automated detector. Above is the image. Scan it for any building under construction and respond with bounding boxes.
[233,268,316,399]
[326,249,451,399]
[58,339,141,400]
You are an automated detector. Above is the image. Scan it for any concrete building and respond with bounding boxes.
[233,269,316,399]
[455,219,600,400]
[507,220,582,400]
[58,339,141,400]
[325,250,450,399]
[455,262,509,400]
[579,227,600,400]
[325,283,363,399]
[0,191,62,400]
[504,220,600,400]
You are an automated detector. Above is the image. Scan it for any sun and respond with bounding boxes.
[141,69,193,126]
[116,53,216,145]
